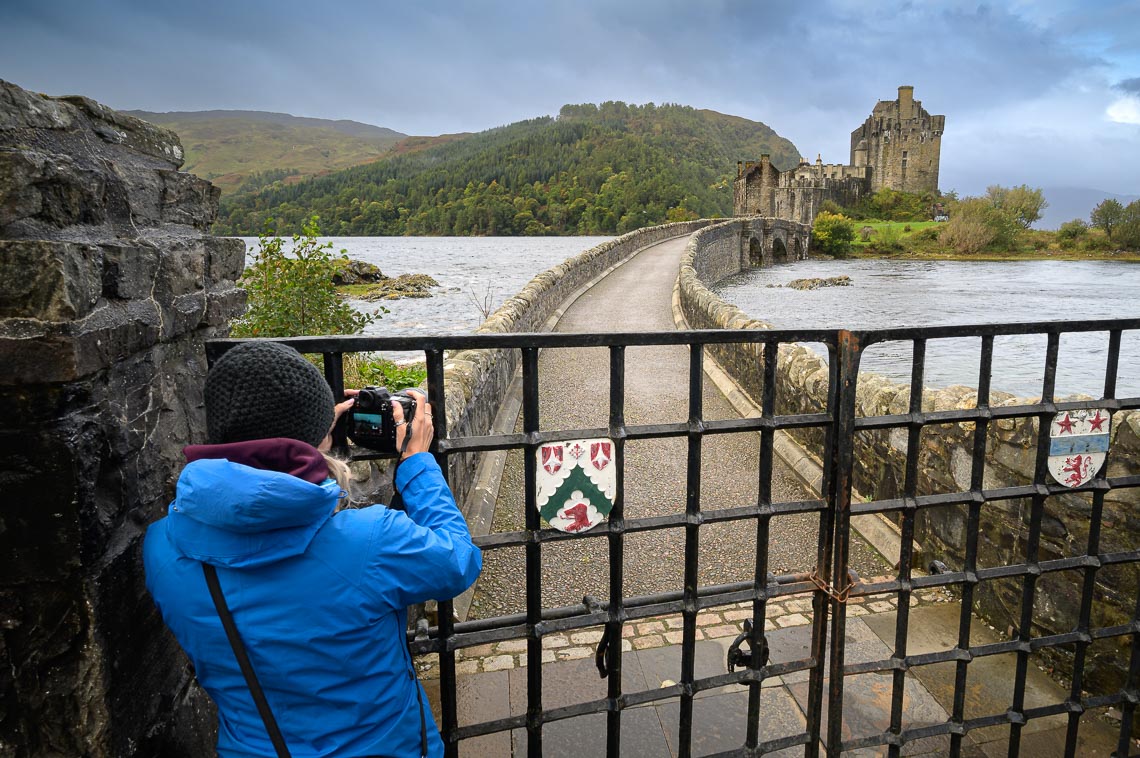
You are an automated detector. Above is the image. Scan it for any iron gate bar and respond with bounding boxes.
[427,412,836,455]
[883,338,926,758]
[679,342,704,758]
[204,318,1140,758]
[521,346,543,758]
[745,339,779,752]
[826,330,862,756]
[472,497,828,551]
[604,344,626,756]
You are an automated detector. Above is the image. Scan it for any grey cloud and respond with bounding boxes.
[1115,77,1140,94]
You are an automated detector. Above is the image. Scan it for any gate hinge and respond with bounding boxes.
[727,619,770,673]
[807,568,855,604]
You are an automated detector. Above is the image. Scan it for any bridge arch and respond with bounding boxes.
[772,236,789,263]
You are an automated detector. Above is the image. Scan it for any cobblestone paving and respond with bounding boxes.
[419,583,953,678]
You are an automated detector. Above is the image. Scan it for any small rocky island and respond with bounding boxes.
[770,275,853,290]
[333,259,439,300]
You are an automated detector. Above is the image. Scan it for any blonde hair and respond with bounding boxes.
[323,453,352,511]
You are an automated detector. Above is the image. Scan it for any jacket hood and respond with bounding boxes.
[165,458,340,568]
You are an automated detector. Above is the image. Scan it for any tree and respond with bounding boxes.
[1090,198,1125,239]
[811,211,856,256]
[232,216,377,338]
[985,184,1047,229]
[1057,219,1089,241]
[942,198,1020,254]
[1057,219,1088,249]
[1115,200,1140,249]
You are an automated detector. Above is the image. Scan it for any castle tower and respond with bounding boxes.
[850,85,944,193]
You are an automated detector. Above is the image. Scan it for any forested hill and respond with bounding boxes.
[214,102,800,236]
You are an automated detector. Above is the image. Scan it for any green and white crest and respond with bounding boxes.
[536,438,616,533]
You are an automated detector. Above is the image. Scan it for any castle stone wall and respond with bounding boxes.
[850,85,944,194]
[679,222,1140,695]
[0,79,245,756]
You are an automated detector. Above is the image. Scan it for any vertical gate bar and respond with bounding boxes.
[1104,329,1121,399]
[1068,329,1120,756]
[1116,582,1140,757]
[605,345,627,758]
[950,335,993,757]
[1009,332,1061,755]
[886,339,927,757]
[806,341,842,758]
[1064,487,1105,756]
[746,340,779,750]
[679,342,705,758]
[826,331,863,757]
[521,347,544,758]
[425,349,460,758]
[322,352,348,451]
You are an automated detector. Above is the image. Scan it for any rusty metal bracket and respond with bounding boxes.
[807,568,855,604]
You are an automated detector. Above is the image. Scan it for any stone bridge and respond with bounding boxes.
[738,216,811,267]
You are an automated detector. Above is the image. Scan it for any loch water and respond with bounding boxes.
[241,236,611,359]
[714,258,1140,398]
[241,238,1139,397]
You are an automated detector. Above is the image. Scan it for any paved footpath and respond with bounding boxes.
[419,235,1125,756]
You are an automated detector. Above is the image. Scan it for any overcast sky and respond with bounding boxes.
[2,0,1138,196]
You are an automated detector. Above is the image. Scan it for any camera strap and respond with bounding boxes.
[202,563,292,758]
[388,415,415,510]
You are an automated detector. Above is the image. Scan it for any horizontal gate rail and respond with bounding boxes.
[206,316,1140,758]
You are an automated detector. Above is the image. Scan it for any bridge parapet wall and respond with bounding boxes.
[680,221,1140,694]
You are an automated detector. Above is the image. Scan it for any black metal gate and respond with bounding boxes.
[210,317,1140,757]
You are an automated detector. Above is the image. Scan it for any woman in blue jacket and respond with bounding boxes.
[144,341,481,757]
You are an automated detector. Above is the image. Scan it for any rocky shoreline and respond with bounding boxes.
[333,258,439,300]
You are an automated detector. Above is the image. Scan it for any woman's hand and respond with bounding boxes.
[393,389,434,460]
[318,389,358,452]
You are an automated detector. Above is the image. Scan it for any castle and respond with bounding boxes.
[733,85,945,223]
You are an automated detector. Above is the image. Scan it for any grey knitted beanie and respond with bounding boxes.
[204,341,335,447]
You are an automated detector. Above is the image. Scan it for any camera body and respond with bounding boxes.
[346,386,418,455]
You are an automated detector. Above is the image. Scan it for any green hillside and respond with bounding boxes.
[125,110,407,193]
[214,102,800,236]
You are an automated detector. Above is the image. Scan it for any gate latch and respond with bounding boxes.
[726,619,770,673]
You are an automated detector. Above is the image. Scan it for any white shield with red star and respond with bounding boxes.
[535,438,617,533]
[1047,409,1111,488]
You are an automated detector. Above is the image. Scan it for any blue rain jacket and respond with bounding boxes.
[144,452,482,757]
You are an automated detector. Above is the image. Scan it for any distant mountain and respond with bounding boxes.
[215,101,800,236]
[1038,187,1140,230]
[125,109,407,193]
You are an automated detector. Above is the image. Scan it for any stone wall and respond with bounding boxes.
[441,220,712,508]
[0,80,244,756]
[679,221,1140,694]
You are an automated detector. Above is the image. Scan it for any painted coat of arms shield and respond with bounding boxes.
[535,438,616,533]
[1047,409,1111,488]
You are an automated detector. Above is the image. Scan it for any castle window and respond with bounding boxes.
[902,150,908,169]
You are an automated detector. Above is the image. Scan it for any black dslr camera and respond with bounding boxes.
[346,386,418,455]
